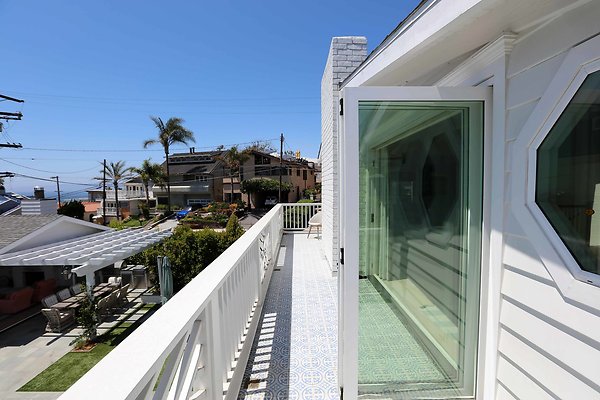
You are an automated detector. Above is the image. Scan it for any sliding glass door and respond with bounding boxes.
[339,87,489,399]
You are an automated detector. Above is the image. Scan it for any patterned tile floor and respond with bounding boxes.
[239,233,338,400]
[359,279,459,399]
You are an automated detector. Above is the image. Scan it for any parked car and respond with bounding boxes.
[265,196,278,207]
[176,207,193,220]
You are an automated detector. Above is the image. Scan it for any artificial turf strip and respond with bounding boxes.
[18,304,157,392]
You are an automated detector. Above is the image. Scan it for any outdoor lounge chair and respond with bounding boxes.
[97,297,110,320]
[117,284,130,306]
[56,288,72,301]
[41,294,59,308]
[106,291,119,311]
[41,308,75,333]
[307,211,322,238]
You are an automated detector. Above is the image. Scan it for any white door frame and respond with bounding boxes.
[338,86,492,399]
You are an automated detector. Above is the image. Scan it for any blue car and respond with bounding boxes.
[176,207,193,220]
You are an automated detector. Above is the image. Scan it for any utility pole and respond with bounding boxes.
[50,176,61,207]
[279,133,284,203]
[102,159,107,225]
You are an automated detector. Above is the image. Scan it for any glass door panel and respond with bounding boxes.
[357,101,483,398]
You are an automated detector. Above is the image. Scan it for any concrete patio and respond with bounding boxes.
[0,289,153,400]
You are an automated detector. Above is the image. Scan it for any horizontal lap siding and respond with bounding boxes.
[501,3,600,397]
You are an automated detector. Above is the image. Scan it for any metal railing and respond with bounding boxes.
[282,202,321,231]
[59,205,284,400]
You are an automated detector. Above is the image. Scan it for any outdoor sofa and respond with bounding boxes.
[32,278,57,303]
[0,286,34,314]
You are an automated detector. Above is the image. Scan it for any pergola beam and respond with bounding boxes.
[0,228,173,276]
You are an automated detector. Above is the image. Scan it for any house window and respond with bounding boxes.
[195,175,208,182]
[296,169,300,177]
[537,70,600,277]
[302,170,307,180]
[255,155,270,165]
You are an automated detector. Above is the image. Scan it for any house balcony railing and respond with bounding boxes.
[152,183,210,194]
[282,202,321,230]
[103,207,117,216]
[59,204,324,400]
[125,190,146,199]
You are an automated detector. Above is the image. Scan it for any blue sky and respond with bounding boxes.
[0,0,420,198]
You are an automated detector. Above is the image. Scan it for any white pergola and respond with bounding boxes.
[0,228,172,289]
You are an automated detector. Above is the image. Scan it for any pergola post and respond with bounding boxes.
[85,272,96,296]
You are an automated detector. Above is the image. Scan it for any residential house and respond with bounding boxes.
[87,177,155,221]
[156,149,318,208]
[0,186,57,216]
[226,149,318,206]
[58,1,600,399]
[152,149,224,208]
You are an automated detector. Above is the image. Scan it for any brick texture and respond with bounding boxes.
[320,36,367,272]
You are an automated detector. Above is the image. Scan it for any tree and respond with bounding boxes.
[218,146,250,203]
[144,117,195,212]
[246,140,275,153]
[130,159,166,205]
[58,200,85,219]
[100,160,131,220]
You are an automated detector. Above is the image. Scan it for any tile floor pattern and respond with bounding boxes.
[239,233,338,400]
[358,279,460,399]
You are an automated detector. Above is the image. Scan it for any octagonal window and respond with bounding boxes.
[537,70,600,276]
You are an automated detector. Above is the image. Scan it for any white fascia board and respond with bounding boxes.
[344,0,483,88]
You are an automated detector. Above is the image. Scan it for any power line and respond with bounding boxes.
[18,138,279,153]
[0,158,99,174]
[11,172,94,186]
[1,91,318,103]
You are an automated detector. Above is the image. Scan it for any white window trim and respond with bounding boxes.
[512,34,600,311]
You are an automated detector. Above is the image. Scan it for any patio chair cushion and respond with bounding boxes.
[32,278,57,303]
[41,294,59,308]
[108,276,122,287]
[56,288,72,301]
[0,287,34,314]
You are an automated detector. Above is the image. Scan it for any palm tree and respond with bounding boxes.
[101,161,131,220]
[143,117,195,212]
[219,146,250,203]
[130,159,166,205]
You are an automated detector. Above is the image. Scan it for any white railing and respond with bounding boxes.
[60,205,284,400]
[104,207,117,216]
[126,191,146,199]
[282,202,321,231]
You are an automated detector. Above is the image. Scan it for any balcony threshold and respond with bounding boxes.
[239,232,338,399]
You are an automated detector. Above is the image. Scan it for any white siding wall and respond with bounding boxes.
[321,37,367,272]
[500,3,600,398]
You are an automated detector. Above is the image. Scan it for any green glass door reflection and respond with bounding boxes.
[358,101,483,399]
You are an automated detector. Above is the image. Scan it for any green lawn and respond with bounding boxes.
[19,304,156,392]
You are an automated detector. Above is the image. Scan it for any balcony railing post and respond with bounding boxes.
[206,298,225,400]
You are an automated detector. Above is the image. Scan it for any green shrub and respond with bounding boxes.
[108,219,124,230]
[58,200,85,219]
[240,178,292,193]
[127,218,246,293]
